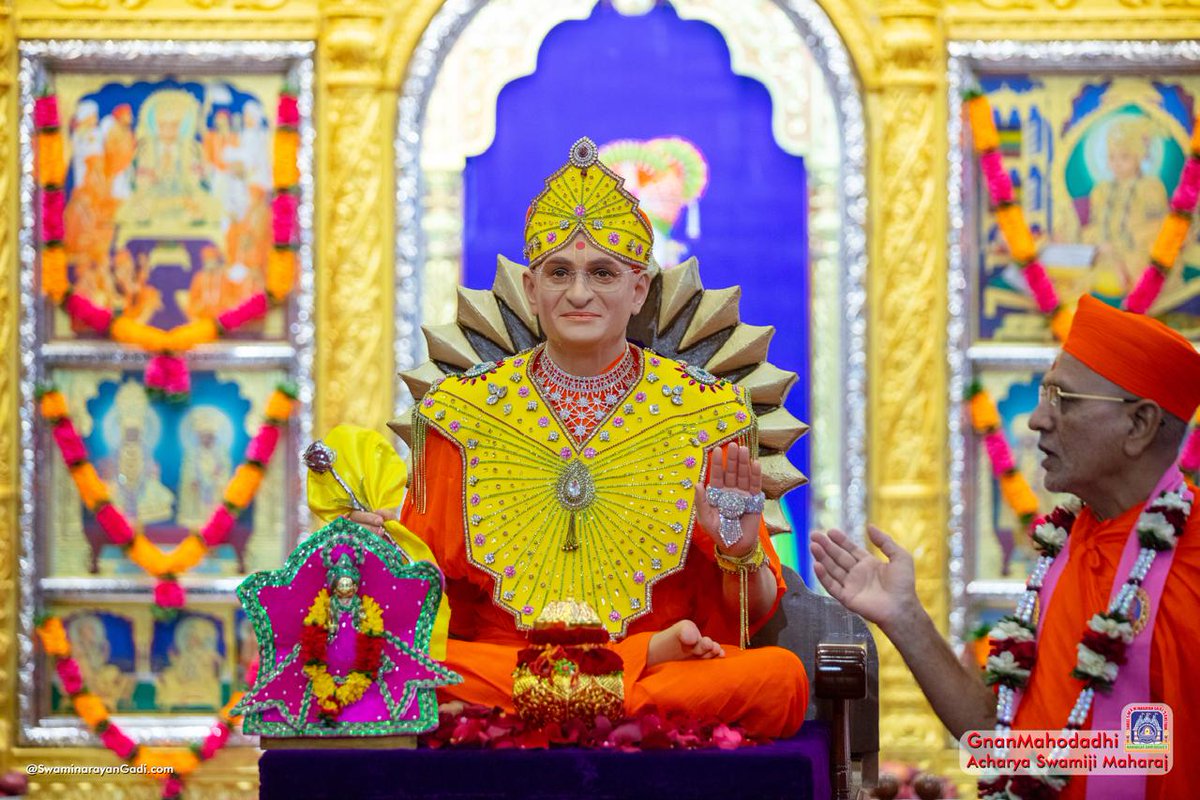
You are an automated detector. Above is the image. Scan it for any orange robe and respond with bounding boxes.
[1014,500,1200,798]
[400,427,808,738]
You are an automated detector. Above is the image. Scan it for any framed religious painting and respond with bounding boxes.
[40,601,247,717]
[946,42,1200,647]
[17,41,314,745]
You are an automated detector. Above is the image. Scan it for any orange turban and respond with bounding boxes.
[1063,295,1200,421]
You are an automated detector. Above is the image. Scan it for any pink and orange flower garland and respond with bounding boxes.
[965,92,1200,518]
[966,381,1039,525]
[38,383,297,612]
[34,90,302,401]
[965,90,1072,342]
[35,615,248,800]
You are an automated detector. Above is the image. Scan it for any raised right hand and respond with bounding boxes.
[809,525,916,631]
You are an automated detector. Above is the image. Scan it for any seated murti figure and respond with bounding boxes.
[355,137,807,738]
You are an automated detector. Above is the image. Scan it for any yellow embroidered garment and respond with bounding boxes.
[412,346,756,638]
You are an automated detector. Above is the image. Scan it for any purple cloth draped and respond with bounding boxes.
[260,722,831,800]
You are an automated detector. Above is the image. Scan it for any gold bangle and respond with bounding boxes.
[713,541,766,650]
[714,541,766,574]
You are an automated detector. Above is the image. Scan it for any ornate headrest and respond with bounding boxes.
[523,136,654,269]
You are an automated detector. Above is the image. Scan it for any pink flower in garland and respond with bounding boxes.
[145,354,190,398]
[277,95,300,128]
[216,292,269,331]
[42,190,65,241]
[272,193,298,245]
[245,425,281,464]
[161,774,186,800]
[55,657,83,694]
[63,291,114,333]
[1021,260,1059,314]
[99,724,138,760]
[154,579,186,609]
[1124,266,1166,315]
[200,506,236,546]
[1171,157,1200,213]
[52,418,87,465]
[199,722,231,760]
[982,431,1015,476]
[34,96,60,129]
[979,149,1014,206]
[95,504,135,545]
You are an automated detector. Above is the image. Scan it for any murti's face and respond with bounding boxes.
[522,231,650,352]
[334,576,356,599]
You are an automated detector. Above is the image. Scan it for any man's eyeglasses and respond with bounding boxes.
[1038,384,1138,409]
[532,265,636,293]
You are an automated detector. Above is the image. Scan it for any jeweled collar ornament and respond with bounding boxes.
[523,136,654,269]
[530,344,641,444]
[979,472,1191,799]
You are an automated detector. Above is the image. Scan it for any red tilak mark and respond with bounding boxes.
[575,241,586,250]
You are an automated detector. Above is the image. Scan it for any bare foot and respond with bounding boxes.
[438,700,465,717]
[646,620,725,667]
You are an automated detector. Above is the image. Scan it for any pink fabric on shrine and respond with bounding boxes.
[243,542,439,727]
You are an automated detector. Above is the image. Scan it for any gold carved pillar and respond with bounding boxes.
[0,0,14,762]
[315,0,395,432]
[869,0,954,767]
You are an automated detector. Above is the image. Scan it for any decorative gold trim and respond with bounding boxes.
[870,0,954,775]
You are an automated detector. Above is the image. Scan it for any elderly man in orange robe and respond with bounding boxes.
[351,138,807,739]
[812,295,1200,799]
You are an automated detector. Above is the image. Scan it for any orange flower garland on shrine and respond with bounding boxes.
[38,383,297,611]
[35,616,246,800]
[33,89,302,401]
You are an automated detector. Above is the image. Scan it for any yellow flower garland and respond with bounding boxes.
[301,590,386,716]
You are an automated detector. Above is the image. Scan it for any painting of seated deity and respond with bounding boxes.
[151,611,229,712]
[974,72,1200,342]
[45,72,299,342]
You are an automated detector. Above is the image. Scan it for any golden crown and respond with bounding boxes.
[523,137,654,269]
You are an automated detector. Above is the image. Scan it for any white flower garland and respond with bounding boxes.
[978,484,1190,800]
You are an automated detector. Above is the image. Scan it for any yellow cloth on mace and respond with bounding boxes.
[306,424,451,660]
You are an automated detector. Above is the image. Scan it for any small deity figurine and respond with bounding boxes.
[233,521,460,738]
